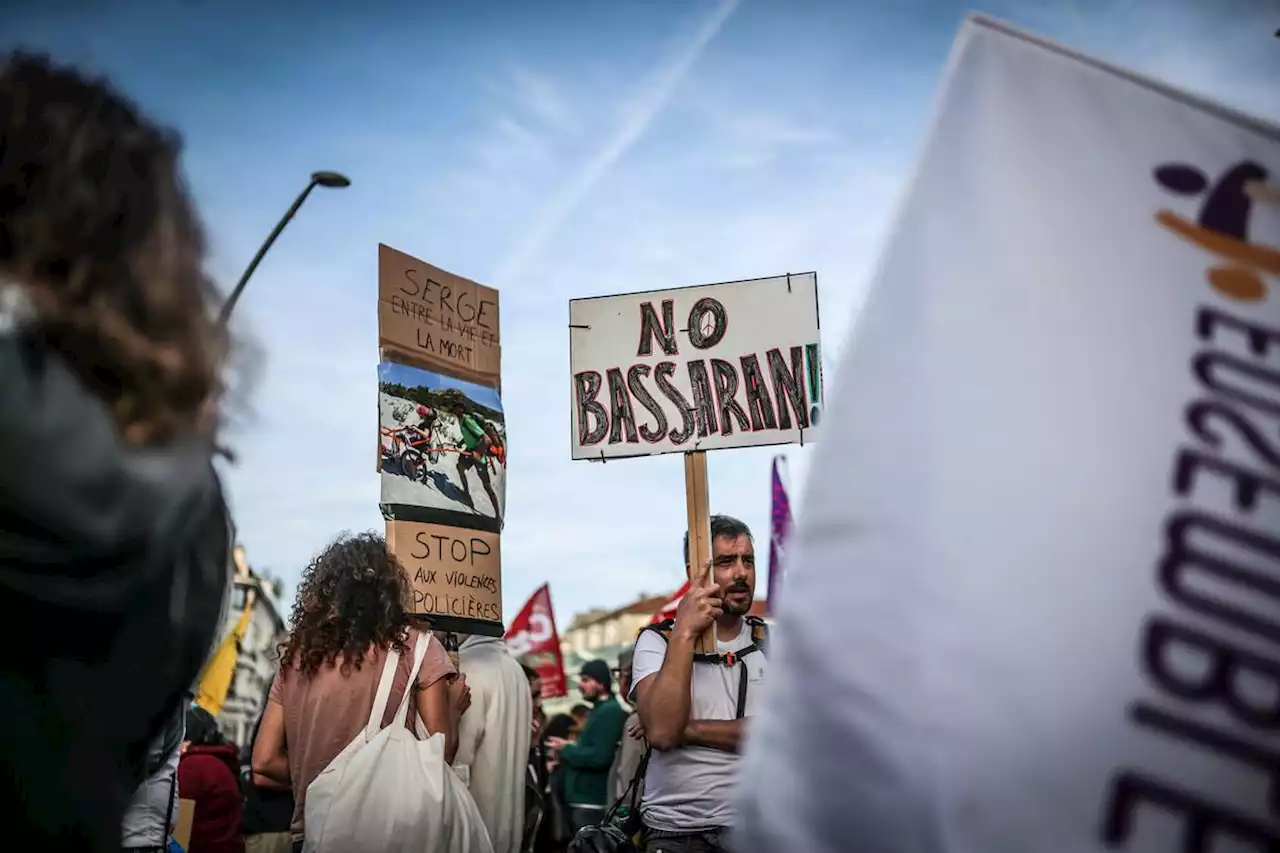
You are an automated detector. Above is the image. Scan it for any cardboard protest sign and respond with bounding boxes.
[734,14,1280,853]
[569,273,822,460]
[505,584,568,699]
[388,519,502,635]
[379,361,506,533]
[378,243,501,387]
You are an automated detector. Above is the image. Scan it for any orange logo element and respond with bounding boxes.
[1154,161,1279,302]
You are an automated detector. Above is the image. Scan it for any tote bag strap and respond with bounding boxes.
[364,630,432,742]
[365,643,403,741]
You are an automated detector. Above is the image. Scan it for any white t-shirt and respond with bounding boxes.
[630,621,767,832]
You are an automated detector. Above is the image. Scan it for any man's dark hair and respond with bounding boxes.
[570,703,590,718]
[683,514,753,566]
[0,51,227,446]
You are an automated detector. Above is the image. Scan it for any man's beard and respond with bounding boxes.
[724,584,753,616]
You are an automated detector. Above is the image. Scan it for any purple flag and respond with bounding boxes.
[767,455,793,615]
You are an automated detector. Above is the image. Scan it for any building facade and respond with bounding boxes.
[215,548,289,751]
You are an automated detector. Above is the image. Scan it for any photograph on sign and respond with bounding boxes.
[378,243,501,385]
[569,273,822,460]
[379,361,506,532]
[388,519,503,636]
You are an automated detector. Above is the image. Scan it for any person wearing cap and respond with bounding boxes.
[545,659,626,834]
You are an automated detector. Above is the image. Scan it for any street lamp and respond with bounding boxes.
[218,170,352,326]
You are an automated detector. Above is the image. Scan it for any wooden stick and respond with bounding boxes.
[683,450,715,656]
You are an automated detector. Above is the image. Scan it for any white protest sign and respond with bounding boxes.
[569,274,822,460]
[735,14,1280,853]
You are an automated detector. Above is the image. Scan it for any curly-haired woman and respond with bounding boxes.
[252,532,469,851]
[0,52,232,853]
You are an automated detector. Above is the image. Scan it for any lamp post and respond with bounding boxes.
[218,170,351,326]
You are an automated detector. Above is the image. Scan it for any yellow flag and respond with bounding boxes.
[195,588,256,717]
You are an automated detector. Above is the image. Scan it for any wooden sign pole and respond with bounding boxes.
[683,450,715,656]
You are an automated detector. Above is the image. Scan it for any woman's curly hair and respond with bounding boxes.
[0,51,227,446]
[280,532,412,680]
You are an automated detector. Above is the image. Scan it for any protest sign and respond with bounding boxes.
[734,14,1280,853]
[569,273,822,461]
[379,361,506,533]
[388,519,502,636]
[378,243,501,387]
[505,584,568,699]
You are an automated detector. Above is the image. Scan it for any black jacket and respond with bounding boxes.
[0,328,230,852]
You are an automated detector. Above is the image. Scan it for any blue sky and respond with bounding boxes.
[379,362,504,412]
[5,0,1276,625]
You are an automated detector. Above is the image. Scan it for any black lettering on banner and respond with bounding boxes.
[1131,702,1280,813]
[656,361,696,445]
[1187,399,1280,470]
[686,297,728,350]
[413,568,438,585]
[606,367,639,444]
[627,365,669,443]
[1174,447,1280,512]
[401,267,423,297]
[686,359,719,438]
[1198,306,1280,359]
[412,531,432,559]
[767,347,810,430]
[451,539,467,562]
[417,330,435,353]
[574,371,608,446]
[638,300,678,357]
[1101,770,1280,850]
[470,537,491,563]
[1193,351,1280,418]
[711,358,750,436]
[1142,615,1280,728]
[1159,511,1280,645]
[740,354,778,431]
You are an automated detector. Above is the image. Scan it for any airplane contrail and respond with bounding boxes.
[495,0,742,285]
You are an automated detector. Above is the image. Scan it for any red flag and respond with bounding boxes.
[650,580,691,625]
[505,584,568,699]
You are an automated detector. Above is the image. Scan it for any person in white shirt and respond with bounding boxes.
[454,633,534,853]
[631,515,767,853]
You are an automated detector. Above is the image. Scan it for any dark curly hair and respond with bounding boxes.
[0,51,227,446]
[280,532,412,679]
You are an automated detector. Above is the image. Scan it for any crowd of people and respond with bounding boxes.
[0,47,766,853]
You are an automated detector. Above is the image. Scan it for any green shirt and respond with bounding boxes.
[457,413,486,451]
[558,695,627,807]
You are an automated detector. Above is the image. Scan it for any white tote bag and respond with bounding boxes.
[303,631,494,853]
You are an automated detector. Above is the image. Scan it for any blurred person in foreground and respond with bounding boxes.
[630,515,768,852]
[452,630,533,853]
[177,707,245,853]
[0,51,232,852]
[607,647,646,804]
[251,532,469,851]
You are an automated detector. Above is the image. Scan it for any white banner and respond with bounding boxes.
[737,14,1280,853]
[569,274,822,460]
